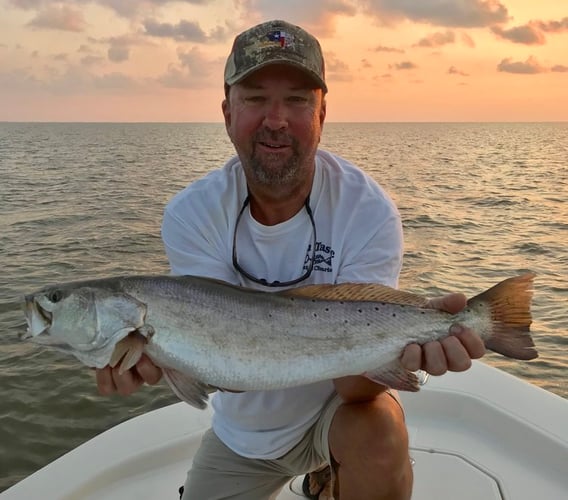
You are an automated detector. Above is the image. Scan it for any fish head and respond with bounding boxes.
[21,283,147,367]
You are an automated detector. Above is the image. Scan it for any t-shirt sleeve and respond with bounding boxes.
[161,203,238,284]
[335,192,403,288]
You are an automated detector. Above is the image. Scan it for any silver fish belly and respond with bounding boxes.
[22,274,537,408]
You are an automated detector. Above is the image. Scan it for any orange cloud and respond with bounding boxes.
[28,5,87,32]
[497,56,546,74]
[390,61,418,70]
[143,19,209,42]
[534,17,568,33]
[414,30,455,48]
[448,66,469,76]
[360,0,510,27]
[491,24,546,45]
[372,45,405,54]
[491,17,568,45]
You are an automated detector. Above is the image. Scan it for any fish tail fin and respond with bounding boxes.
[468,273,538,360]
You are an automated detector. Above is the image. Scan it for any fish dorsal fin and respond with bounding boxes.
[281,283,430,307]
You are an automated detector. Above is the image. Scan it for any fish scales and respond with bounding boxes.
[21,273,538,408]
[123,277,447,389]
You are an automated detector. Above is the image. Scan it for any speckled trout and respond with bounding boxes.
[21,274,537,409]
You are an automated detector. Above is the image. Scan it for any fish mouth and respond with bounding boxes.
[20,295,52,340]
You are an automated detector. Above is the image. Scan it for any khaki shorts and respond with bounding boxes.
[180,391,402,500]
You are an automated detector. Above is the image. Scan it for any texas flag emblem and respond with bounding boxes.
[266,30,294,48]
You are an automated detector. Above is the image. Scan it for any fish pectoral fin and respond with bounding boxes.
[162,368,215,410]
[109,331,146,374]
[364,361,420,392]
[281,283,430,307]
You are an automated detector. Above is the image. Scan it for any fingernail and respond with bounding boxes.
[450,324,463,335]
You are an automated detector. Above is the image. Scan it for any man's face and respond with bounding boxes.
[222,64,326,189]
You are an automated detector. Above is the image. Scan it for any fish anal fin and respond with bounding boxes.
[163,368,215,410]
[365,361,420,392]
[281,283,430,307]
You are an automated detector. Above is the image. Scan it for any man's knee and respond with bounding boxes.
[328,394,413,499]
[329,393,409,467]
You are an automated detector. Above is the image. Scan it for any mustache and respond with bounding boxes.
[253,130,294,146]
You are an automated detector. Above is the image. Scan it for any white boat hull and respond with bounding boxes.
[2,361,567,499]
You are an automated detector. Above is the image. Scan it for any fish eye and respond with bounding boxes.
[48,290,63,303]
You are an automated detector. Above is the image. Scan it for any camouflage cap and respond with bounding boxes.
[224,20,327,93]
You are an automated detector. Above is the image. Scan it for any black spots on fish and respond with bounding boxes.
[392,313,397,317]
[309,306,330,320]
[358,308,363,313]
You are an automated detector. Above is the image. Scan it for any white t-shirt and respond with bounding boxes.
[161,149,403,459]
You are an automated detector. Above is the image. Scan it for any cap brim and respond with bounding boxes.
[225,60,328,93]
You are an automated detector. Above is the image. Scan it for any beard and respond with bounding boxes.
[243,131,309,186]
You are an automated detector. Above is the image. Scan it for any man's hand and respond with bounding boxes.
[95,354,163,396]
[400,293,486,375]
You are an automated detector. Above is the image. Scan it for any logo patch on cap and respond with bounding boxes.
[266,30,294,48]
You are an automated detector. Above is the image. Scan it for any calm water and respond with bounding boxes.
[0,122,566,492]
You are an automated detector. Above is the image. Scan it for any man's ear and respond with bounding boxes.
[222,99,230,126]
[222,98,232,137]
[319,97,326,126]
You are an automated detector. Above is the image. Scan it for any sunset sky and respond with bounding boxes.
[1,0,566,122]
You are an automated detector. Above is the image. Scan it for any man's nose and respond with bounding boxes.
[262,101,288,130]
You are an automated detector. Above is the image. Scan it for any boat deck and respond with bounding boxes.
[2,362,567,499]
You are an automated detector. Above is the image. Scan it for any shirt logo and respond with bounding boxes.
[304,241,335,274]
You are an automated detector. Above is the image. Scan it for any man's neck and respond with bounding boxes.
[247,181,313,226]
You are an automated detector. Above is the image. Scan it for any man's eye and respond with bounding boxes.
[244,96,265,103]
[287,96,310,106]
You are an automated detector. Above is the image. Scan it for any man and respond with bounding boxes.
[96,20,485,500]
